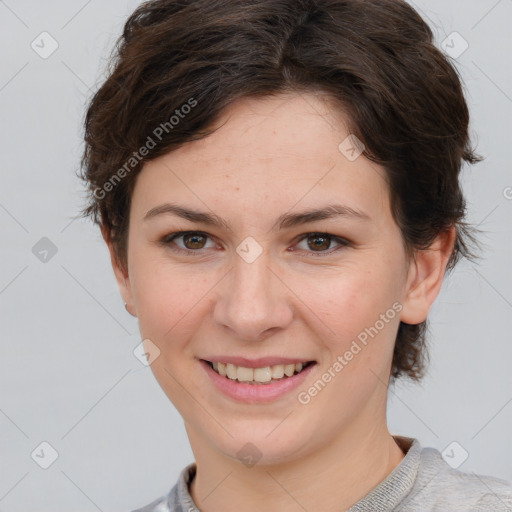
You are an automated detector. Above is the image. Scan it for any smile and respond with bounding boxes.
[204,360,316,385]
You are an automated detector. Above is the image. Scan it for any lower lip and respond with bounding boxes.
[199,359,316,404]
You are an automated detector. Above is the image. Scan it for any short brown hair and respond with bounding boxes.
[78,0,482,382]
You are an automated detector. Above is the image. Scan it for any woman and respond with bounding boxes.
[79,0,512,510]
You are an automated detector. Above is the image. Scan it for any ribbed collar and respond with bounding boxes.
[170,436,421,512]
[347,436,421,511]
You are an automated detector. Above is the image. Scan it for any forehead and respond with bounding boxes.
[132,92,390,223]
[168,93,355,169]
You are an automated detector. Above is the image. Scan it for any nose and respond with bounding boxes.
[212,249,294,342]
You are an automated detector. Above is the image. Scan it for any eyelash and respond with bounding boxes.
[159,231,350,257]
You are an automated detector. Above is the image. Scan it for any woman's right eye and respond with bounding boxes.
[160,231,217,255]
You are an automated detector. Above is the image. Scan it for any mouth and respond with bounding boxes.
[201,359,317,385]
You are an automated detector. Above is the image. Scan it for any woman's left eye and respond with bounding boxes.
[294,232,350,255]
[159,231,349,256]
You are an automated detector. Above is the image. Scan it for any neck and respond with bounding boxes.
[187,417,405,512]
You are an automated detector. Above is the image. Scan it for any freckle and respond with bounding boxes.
[235,186,240,191]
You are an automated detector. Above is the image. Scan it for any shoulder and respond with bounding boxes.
[399,444,512,511]
[129,494,169,512]
[128,462,197,512]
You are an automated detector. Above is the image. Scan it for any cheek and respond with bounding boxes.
[129,249,198,340]
[129,256,214,402]
[294,261,403,389]
[294,267,402,418]
[302,264,397,335]
[130,252,224,365]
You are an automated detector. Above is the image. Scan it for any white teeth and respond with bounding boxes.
[253,367,272,383]
[284,364,295,377]
[217,362,227,376]
[210,361,309,383]
[226,363,237,380]
[237,366,253,382]
[271,364,285,379]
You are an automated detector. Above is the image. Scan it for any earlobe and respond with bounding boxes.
[400,227,456,325]
[101,224,136,315]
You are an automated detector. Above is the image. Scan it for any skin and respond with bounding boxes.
[105,92,455,512]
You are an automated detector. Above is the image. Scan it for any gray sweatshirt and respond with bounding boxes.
[131,436,512,511]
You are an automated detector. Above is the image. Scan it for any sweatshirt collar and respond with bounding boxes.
[172,436,421,512]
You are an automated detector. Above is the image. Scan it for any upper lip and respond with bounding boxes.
[201,356,315,368]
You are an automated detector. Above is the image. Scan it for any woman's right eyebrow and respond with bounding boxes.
[143,203,231,230]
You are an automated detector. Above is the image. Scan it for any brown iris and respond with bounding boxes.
[182,233,207,250]
[307,234,331,251]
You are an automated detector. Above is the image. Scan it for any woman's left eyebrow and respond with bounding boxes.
[272,204,371,231]
[143,202,371,231]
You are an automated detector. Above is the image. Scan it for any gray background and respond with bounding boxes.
[1,1,511,510]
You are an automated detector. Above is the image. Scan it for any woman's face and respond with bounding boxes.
[115,92,417,464]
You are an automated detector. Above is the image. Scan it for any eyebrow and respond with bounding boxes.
[143,202,370,231]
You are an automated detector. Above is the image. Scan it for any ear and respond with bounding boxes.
[400,227,456,325]
[101,224,136,317]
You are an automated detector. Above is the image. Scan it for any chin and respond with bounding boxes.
[210,428,311,468]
